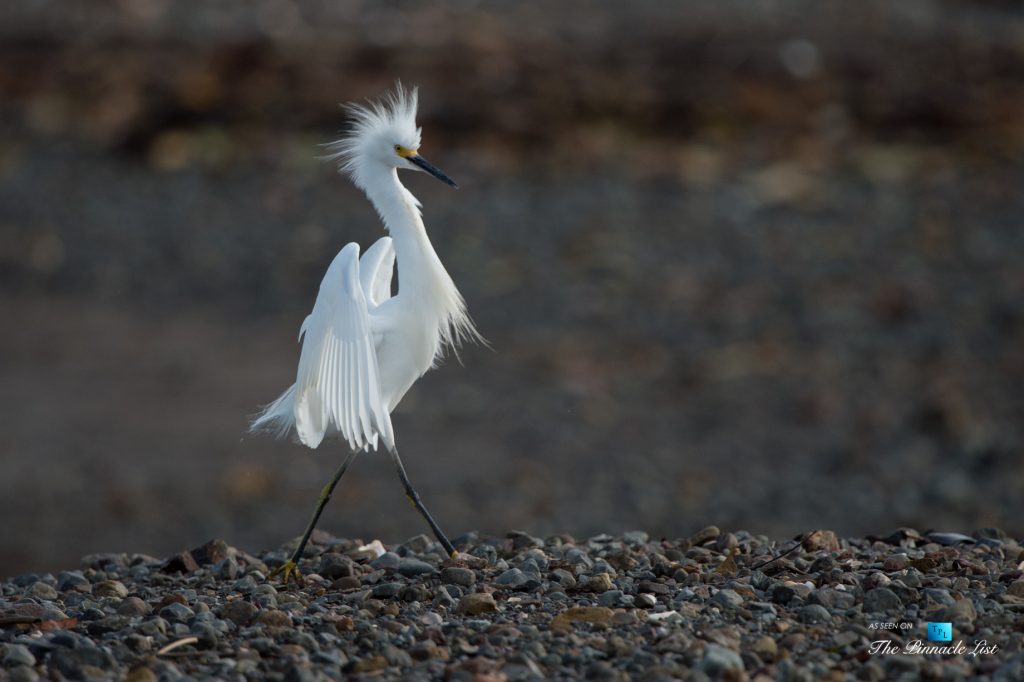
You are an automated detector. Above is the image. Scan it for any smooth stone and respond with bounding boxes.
[47,647,117,679]
[251,589,276,606]
[832,630,861,648]
[469,544,498,564]
[752,636,777,659]
[863,587,903,614]
[690,526,721,546]
[189,539,230,566]
[255,609,292,628]
[49,630,91,648]
[456,593,497,615]
[397,558,435,577]
[215,557,240,580]
[352,655,389,673]
[508,530,544,550]
[584,573,614,593]
[138,617,167,637]
[191,623,219,648]
[495,568,529,588]
[57,571,91,593]
[699,644,744,676]
[330,576,362,591]
[597,590,625,607]
[85,615,129,635]
[799,604,833,624]
[318,553,354,580]
[369,552,400,570]
[400,584,430,602]
[771,584,801,604]
[638,580,670,596]
[371,582,403,599]
[938,598,977,623]
[158,603,194,623]
[10,575,42,588]
[381,643,413,667]
[646,610,683,624]
[3,643,36,666]
[711,589,744,610]
[28,582,58,600]
[517,557,542,576]
[440,567,476,587]
[551,606,615,631]
[433,586,457,610]
[926,533,975,546]
[221,600,258,626]
[93,580,129,599]
[809,588,855,610]
[802,530,840,552]
[9,667,40,682]
[635,593,657,609]
[550,569,576,589]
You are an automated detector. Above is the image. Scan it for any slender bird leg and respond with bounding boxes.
[388,447,457,557]
[270,449,359,586]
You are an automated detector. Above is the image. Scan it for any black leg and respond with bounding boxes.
[388,447,457,557]
[271,449,359,585]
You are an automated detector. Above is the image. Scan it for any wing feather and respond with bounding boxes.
[359,236,396,307]
[342,340,354,448]
[326,336,339,443]
[290,243,394,451]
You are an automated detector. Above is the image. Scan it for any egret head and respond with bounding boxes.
[325,84,457,190]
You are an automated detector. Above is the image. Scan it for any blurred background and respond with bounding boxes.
[1,0,1022,576]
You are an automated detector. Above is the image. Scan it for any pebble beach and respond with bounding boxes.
[2,528,1022,681]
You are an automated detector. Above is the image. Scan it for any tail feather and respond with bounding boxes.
[250,384,298,439]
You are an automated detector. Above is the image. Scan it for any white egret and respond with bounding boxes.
[251,85,480,584]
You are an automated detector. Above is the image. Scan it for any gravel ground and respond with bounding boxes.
[2,528,1023,681]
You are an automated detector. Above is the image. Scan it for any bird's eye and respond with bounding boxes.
[394,144,402,153]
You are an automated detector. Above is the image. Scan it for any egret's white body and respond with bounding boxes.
[252,86,477,455]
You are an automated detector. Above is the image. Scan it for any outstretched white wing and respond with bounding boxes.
[294,243,394,451]
[359,236,395,308]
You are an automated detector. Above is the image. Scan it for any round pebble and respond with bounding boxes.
[441,567,476,587]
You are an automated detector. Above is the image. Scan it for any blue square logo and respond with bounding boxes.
[927,622,952,642]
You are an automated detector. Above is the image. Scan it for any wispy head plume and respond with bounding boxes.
[323,82,422,190]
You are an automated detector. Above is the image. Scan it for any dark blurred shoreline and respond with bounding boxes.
[3,1,1023,159]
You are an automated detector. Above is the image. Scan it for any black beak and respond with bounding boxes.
[408,154,458,188]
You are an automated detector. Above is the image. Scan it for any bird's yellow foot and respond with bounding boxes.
[269,559,304,587]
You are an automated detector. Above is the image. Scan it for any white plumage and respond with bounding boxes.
[251,85,479,455]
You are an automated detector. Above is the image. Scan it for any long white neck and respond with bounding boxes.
[360,166,477,356]
[363,167,446,299]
